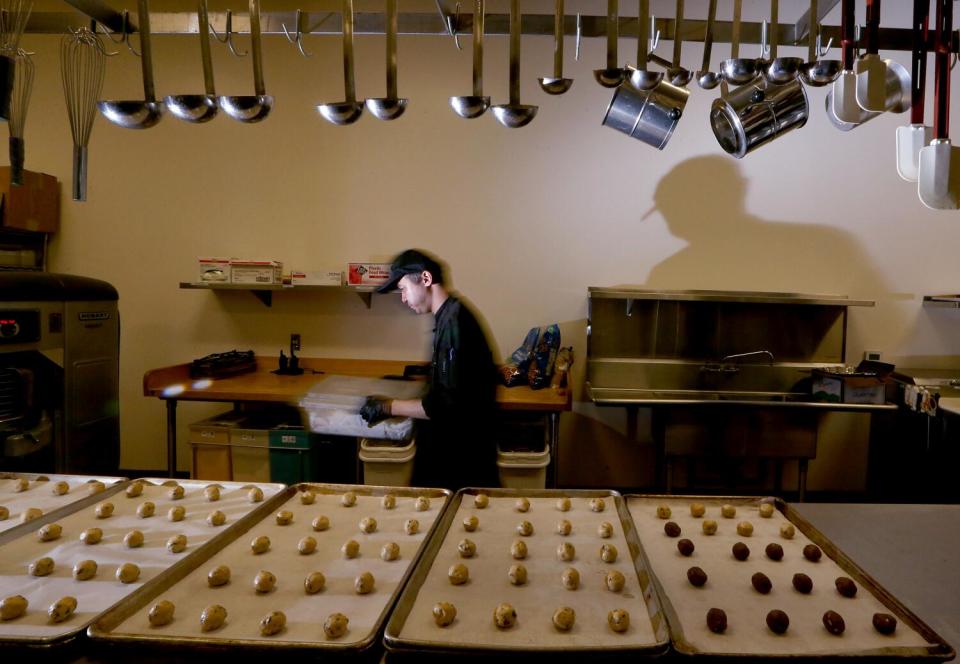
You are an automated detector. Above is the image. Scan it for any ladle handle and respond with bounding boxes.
[508,0,520,105]
[701,0,716,71]
[250,0,266,96]
[731,0,741,59]
[637,0,649,72]
[552,0,564,78]
[472,0,484,97]
[343,0,357,103]
[807,0,817,62]
[768,0,778,59]
[671,0,684,68]
[137,0,157,101]
[865,0,880,56]
[605,0,618,71]
[198,0,215,96]
[910,0,928,124]
[72,145,88,202]
[933,0,951,140]
[840,0,854,70]
[386,0,398,98]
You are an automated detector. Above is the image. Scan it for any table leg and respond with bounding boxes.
[798,458,808,503]
[166,399,178,478]
[548,412,560,488]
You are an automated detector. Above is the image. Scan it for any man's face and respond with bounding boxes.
[398,273,430,314]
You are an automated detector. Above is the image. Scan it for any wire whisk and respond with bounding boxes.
[60,27,105,201]
[0,0,32,53]
[8,48,33,185]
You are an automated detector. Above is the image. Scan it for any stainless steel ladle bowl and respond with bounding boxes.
[165,0,218,122]
[492,0,537,127]
[696,0,721,89]
[538,0,573,94]
[365,0,407,120]
[97,0,163,128]
[318,0,363,125]
[450,0,490,117]
[720,0,758,86]
[594,0,625,88]
[218,0,272,122]
[798,1,841,87]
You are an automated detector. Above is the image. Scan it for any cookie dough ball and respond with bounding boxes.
[737,521,754,537]
[382,493,397,509]
[823,610,846,635]
[207,510,226,527]
[0,506,7,521]
[780,523,796,539]
[73,559,97,581]
[0,595,28,621]
[433,602,457,627]
[200,604,227,632]
[598,522,614,539]
[359,516,378,534]
[766,609,790,634]
[251,535,271,554]
[556,497,571,512]
[48,596,78,624]
[203,485,220,502]
[702,520,718,535]
[557,519,573,536]
[341,491,357,507]
[685,503,703,518]
[29,556,55,577]
[677,538,695,556]
[656,505,672,519]
[299,536,317,555]
[508,564,528,586]
[493,603,517,629]
[600,543,618,563]
[766,543,784,561]
[721,504,737,519]
[557,542,576,562]
[553,606,576,631]
[404,519,419,535]
[561,567,580,590]
[124,529,144,548]
[148,600,175,627]
[167,534,187,554]
[687,566,708,587]
[259,610,286,636]
[873,613,898,635]
[300,490,316,505]
[803,544,823,562]
[38,523,62,542]
[448,563,469,585]
[304,571,326,594]
[752,572,773,594]
[116,563,140,584]
[462,515,479,532]
[323,612,349,639]
[354,571,375,594]
[759,503,775,518]
[474,493,489,509]
[835,576,858,598]
[516,520,534,537]
[20,507,42,523]
[254,570,277,593]
[87,480,106,495]
[125,481,144,498]
[168,484,185,500]
[458,538,477,558]
[13,478,29,493]
[80,527,103,545]
[51,481,70,496]
[248,487,264,503]
[274,510,293,526]
[608,609,630,633]
[515,497,530,513]
[415,496,431,512]
[511,540,528,560]
[732,542,750,561]
[707,607,728,634]
[590,497,607,513]
[312,515,330,532]
[342,539,360,559]
[381,542,401,561]
[606,570,626,592]
[168,506,186,522]
[207,564,231,587]
[664,521,681,538]
[136,501,155,518]
[793,573,813,594]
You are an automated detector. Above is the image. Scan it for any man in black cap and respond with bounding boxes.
[360,249,498,490]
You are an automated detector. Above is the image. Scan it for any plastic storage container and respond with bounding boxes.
[496,444,550,490]
[189,410,250,481]
[359,437,416,487]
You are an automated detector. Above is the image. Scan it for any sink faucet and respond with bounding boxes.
[721,350,775,364]
[701,350,775,374]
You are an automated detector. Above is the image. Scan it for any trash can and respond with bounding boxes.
[269,425,356,485]
[496,444,550,490]
[359,437,416,487]
[189,410,250,481]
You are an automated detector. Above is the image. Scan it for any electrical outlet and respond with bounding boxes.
[291,333,301,352]
[863,350,882,361]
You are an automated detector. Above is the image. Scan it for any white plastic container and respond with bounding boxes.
[359,438,416,487]
[496,445,551,490]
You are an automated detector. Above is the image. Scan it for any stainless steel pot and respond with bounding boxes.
[602,77,689,150]
[710,78,808,158]
[825,58,910,131]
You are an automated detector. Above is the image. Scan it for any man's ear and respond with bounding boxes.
[421,270,434,287]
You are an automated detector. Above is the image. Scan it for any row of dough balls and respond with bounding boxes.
[452,539,620,564]
[146,600,351,639]
[461,516,617,538]
[660,518,799,540]
[702,606,899,636]
[0,594,79,623]
[21,557,143,583]
[88,500,233,526]
[655,502,776,520]
[123,482,265,503]
[250,533,405,561]
[205,565,376,595]
[37,522,191,552]
[432,601,632,633]
[329,491,433,511]
[272,510,426,535]
[448,563,629,591]
[470,495,609,513]
[3,479,75,496]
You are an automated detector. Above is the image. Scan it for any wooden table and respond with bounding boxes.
[143,357,572,484]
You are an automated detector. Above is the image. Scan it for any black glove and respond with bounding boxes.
[360,396,393,426]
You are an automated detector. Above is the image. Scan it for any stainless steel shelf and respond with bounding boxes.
[179,282,378,308]
[922,295,960,309]
[588,287,875,307]
[586,384,897,411]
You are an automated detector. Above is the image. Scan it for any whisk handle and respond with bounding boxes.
[72,145,88,202]
[9,137,24,186]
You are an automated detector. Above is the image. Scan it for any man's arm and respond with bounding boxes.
[390,398,427,420]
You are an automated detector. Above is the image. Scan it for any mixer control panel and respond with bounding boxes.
[0,310,40,344]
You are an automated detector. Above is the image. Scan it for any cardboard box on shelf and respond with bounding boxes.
[347,262,391,286]
[290,269,343,286]
[0,167,60,234]
[812,361,895,405]
[230,259,282,285]
[198,257,231,282]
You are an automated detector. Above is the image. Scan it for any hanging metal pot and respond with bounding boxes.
[602,76,689,150]
[710,78,808,159]
[825,58,910,131]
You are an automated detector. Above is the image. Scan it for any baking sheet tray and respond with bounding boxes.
[625,495,954,659]
[0,473,126,536]
[0,478,284,647]
[88,483,451,654]
[385,488,671,656]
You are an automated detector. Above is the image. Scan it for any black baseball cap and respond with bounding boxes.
[377,249,445,293]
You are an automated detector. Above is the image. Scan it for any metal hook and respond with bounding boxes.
[575,12,582,61]
[759,19,770,57]
[209,9,248,57]
[69,24,113,55]
[435,0,462,50]
[649,15,660,51]
[282,8,313,58]
[90,21,120,56]
[815,31,833,57]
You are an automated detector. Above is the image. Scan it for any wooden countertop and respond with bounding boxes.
[143,357,571,412]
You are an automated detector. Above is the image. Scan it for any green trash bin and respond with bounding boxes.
[269,425,356,484]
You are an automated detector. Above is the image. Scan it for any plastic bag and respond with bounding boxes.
[499,327,540,387]
[550,346,575,392]
[528,324,561,390]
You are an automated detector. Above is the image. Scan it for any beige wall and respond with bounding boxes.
[15,2,960,489]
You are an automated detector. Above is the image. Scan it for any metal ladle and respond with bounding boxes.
[97,0,163,129]
[666,0,692,87]
[761,0,802,84]
[696,0,720,89]
[594,0,625,87]
[799,0,841,87]
[218,0,272,122]
[720,0,757,86]
[539,0,573,94]
[366,0,407,120]
[319,0,363,124]
[449,0,489,118]
[628,1,662,90]
[164,0,217,123]
[492,0,537,128]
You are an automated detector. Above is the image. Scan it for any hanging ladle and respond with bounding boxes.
[97,0,163,129]
[450,0,489,117]
[218,0,272,122]
[666,0,692,87]
[831,0,861,123]
[628,1,662,90]
[594,0,625,87]
[164,0,218,123]
[366,0,407,120]
[856,0,887,112]
[539,0,573,94]
[696,0,720,89]
[799,0,841,87]
[896,0,932,182]
[761,0,802,84]
[319,0,363,125]
[720,0,757,86]
[492,0,537,128]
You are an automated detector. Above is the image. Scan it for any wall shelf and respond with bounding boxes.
[922,295,960,309]
[179,282,380,308]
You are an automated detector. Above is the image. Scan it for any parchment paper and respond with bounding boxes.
[0,474,124,534]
